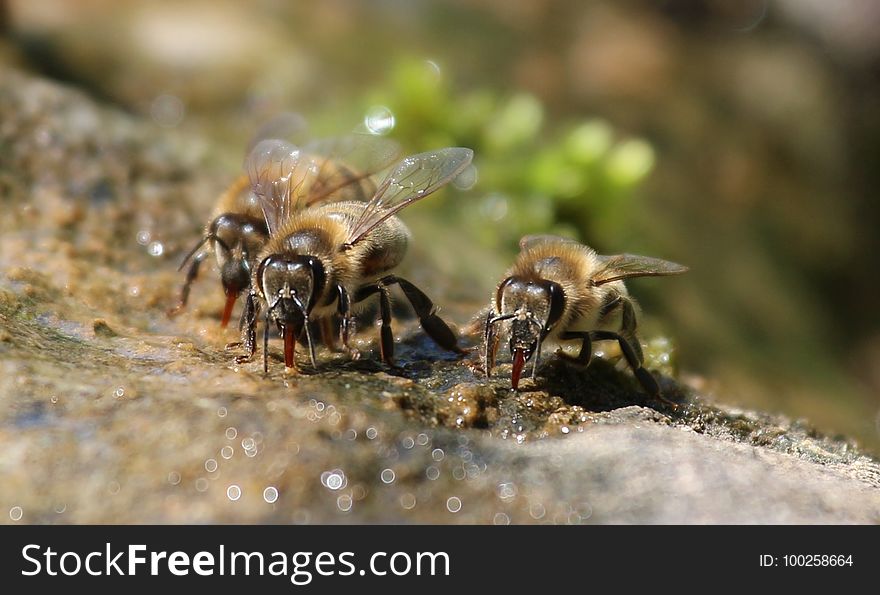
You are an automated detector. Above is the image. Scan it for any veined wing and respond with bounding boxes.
[302,133,401,206]
[593,253,689,286]
[344,147,474,246]
[245,139,321,235]
[519,234,581,252]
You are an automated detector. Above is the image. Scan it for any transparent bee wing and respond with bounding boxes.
[344,147,474,246]
[301,133,401,206]
[245,139,321,235]
[245,112,309,154]
[519,234,581,252]
[593,254,689,286]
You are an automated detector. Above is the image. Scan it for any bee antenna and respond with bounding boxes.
[178,235,211,271]
[488,313,516,325]
[483,313,516,379]
[263,304,270,374]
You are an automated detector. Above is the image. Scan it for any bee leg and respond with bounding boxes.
[619,296,644,363]
[335,284,356,354]
[167,252,206,317]
[233,292,258,365]
[353,283,396,366]
[319,317,339,352]
[263,307,271,373]
[557,331,593,365]
[377,287,395,366]
[589,330,673,406]
[379,275,464,355]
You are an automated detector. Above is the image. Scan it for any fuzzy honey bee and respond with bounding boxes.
[234,141,474,372]
[482,235,688,393]
[169,117,400,328]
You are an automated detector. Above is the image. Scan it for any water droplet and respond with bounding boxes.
[416,433,429,446]
[452,466,466,480]
[263,487,279,504]
[529,502,546,520]
[225,427,237,440]
[168,471,181,485]
[226,485,242,501]
[337,494,353,512]
[493,512,510,525]
[147,241,164,257]
[380,468,396,484]
[321,469,346,491]
[452,164,478,190]
[241,437,255,451]
[497,482,517,500]
[364,106,396,135]
[344,429,357,441]
[114,387,125,398]
[136,230,151,245]
[366,427,378,440]
[217,407,227,418]
[480,193,508,221]
[244,448,257,458]
[431,448,445,461]
[54,503,67,514]
[402,436,415,449]
[108,481,121,495]
[205,459,218,473]
[574,501,593,521]
[426,466,440,481]
[446,497,462,513]
[9,506,23,521]
[220,446,234,460]
[195,478,209,492]
[400,493,416,510]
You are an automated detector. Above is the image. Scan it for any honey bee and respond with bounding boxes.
[482,235,687,393]
[233,143,474,372]
[169,116,400,328]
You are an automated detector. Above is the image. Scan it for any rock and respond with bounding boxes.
[1,68,878,524]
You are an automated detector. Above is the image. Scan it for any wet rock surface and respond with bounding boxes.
[1,68,879,524]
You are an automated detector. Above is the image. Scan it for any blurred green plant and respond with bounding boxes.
[344,58,656,253]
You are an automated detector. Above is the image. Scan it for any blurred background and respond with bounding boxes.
[2,0,879,452]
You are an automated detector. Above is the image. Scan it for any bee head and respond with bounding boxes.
[257,254,326,329]
[210,213,269,297]
[494,276,565,390]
